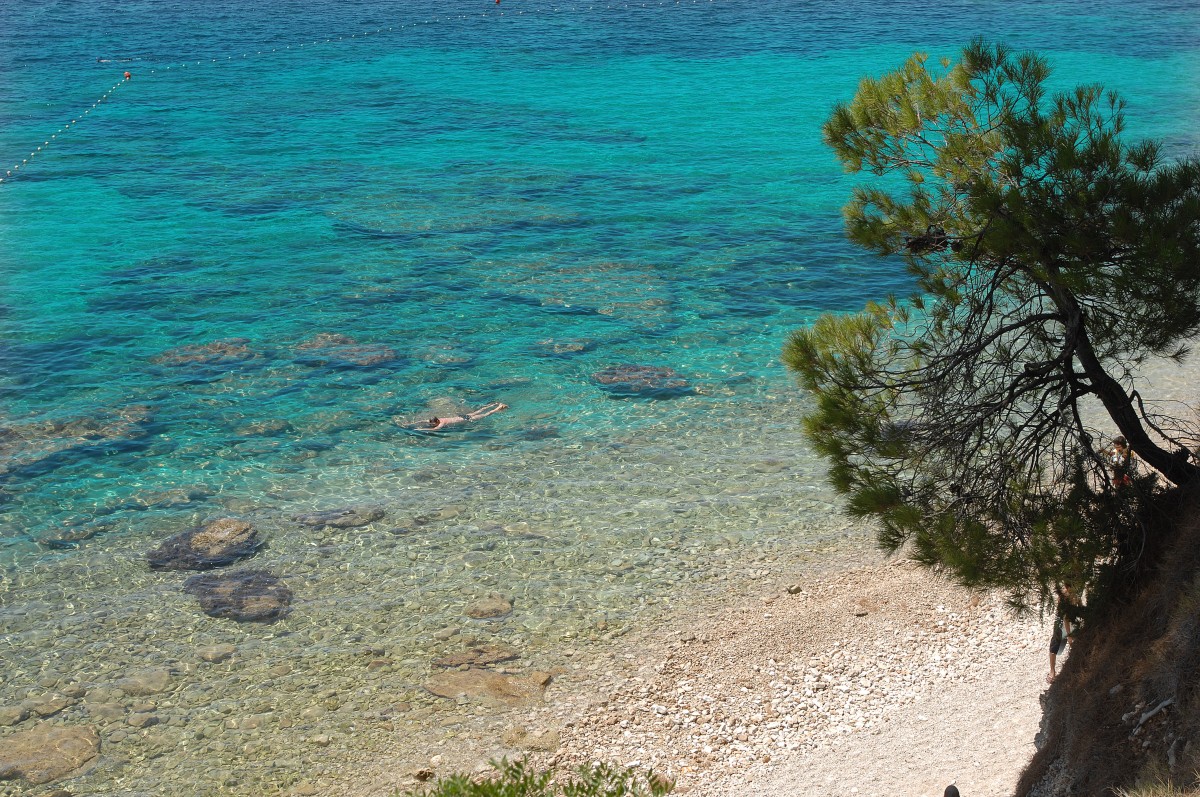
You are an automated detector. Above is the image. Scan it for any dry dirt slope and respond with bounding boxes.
[1020,486,1200,796]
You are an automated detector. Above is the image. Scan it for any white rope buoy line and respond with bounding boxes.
[1,77,130,185]
[0,0,716,187]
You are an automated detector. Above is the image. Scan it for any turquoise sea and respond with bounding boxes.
[1,1,1198,793]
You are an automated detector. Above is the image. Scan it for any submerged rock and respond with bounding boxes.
[128,485,215,510]
[28,694,74,719]
[0,705,29,727]
[535,338,596,356]
[433,644,519,668]
[115,668,174,697]
[412,343,474,367]
[152,338,257,366]
[517,425,560,442]
[184,570,293,622]
[294,506,384,529]
[0,724,100,786]
[295,333,399,368]
[234,418,293,437]
[196,644,237,663]
[146,518,262,571]
[591,364,693,399]
[297,332,356,349]
[0,405,153,479]
[465,595,513,620]
[422,669,549,706]
[36,522,112,550]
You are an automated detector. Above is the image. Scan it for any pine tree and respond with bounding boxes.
[783,39,1200,604]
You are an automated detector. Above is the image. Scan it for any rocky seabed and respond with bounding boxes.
[0,425,869,796]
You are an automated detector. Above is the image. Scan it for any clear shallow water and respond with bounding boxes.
[0,1,1197,793]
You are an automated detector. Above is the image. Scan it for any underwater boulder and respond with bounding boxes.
[183,569,293,622]
[433,643,520,668]
[535,338,596,356]
[0,405,154,479]
[422,669,550,706]
[294,333,398,368]
[147,518,262,571]
[234,418,293,437]
[591,364,693,399]
[152,338,257,366]
[0,724,100,786]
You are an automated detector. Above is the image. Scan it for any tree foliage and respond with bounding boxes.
[784,39,1200,605]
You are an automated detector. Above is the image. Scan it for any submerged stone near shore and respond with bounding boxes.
[196,644,237,663]
[0,724,100,786]
[146,518,262,570]
[115,667,174,697]
[234,418,293,437]
[183,570,293,622]
[536,338,596,356]
[0,705,29,727]
[36,521,113,550]
[423,669,550,706]
[591,364,693,399]
[465,595,513,620]
[294,506,384,529]
[433,643,519,668]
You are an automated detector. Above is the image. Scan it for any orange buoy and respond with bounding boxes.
[124,71,132,80]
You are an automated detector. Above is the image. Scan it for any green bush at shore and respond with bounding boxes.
[398,759,674,797]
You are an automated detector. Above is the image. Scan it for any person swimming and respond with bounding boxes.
[409,402,507,431]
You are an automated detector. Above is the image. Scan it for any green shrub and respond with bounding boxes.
[397,758,674,797]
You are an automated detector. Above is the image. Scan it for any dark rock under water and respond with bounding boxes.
[591,363,694,399]
[183,570,293,622]
[146,517,262,571]
[293,333,400,368]
[151,338,259,366]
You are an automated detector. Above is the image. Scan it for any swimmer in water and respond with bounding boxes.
[412,402,507,431]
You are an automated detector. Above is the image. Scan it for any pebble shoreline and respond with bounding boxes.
[344,554,1051,797]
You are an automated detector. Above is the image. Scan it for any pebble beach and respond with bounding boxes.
[340,551,1052,797]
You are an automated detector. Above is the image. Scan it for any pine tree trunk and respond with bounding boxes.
[1057,288,1199,486]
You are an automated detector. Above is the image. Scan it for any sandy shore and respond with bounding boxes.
[351,550,1053,797]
